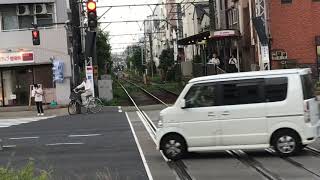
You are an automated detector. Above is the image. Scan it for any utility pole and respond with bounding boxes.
[149,32,154,78]
[208,0,216,75]
[69,0,82,113]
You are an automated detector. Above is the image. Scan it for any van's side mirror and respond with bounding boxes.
[180,99,187,109]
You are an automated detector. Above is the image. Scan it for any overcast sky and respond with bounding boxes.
[97,0,158,54]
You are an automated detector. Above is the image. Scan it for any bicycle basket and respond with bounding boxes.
[69,92,80,100]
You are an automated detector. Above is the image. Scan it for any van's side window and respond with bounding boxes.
[301,74,315,100]
[265,77,288,102]
[184,84,216,108]
[221,81,263,105]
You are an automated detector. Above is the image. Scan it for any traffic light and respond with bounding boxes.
[32,30,40,46]
[52,60,64,83]
[87,0,97,29]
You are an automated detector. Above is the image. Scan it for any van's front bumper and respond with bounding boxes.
[303,122,320,144]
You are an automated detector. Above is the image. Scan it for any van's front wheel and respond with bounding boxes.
[272,130,302,156]
[160,135,187,161]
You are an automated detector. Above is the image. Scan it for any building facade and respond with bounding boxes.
[0,0,72,106]
[268,0,320,77]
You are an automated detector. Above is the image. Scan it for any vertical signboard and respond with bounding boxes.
[86,65,95,97]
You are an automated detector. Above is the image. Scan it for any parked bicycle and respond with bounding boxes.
[68,89,103,115]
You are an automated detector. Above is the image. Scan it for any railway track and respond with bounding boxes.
[118,81,194,180]
[118,80,292,180]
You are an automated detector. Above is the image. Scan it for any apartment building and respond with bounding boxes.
[0,0,72,106]
[268,0,320,77]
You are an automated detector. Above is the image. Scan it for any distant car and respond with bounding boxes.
[156,68,320,160]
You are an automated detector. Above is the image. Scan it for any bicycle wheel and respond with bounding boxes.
[88,98,103,113]
[68,101,78,115]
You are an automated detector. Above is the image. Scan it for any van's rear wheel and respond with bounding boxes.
[160,135,187,161]
[272,130,302,156]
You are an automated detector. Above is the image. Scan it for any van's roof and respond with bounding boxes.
[189,68,310,83]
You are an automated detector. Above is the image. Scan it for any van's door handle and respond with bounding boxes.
[222,111,230,116]
[208,112,216,117]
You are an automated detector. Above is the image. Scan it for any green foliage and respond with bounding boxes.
[126,45,144,74]
[0,161,50,180]
[97,29,112,76]
[158,49,175,81]
[159,48,174,72]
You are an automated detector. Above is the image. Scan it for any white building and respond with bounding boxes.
[0,0,72,106]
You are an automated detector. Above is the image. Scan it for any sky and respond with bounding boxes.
[97,0,158,54]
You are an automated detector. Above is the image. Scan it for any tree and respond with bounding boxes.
[96,29,112,76]
[125,45,144,74]
[159,48,174,81]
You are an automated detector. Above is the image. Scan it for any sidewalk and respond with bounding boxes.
[0,106,68,119]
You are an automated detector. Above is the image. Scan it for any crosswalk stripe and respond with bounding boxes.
[0,116,56,128]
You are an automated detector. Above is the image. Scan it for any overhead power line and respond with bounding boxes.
[99,19,181,24]
[109,32,165,36]
[97,1,209,8]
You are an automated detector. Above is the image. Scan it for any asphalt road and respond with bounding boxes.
[1,106,320,180]
[0,107,148,180]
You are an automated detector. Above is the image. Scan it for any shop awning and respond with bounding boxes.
[178,31,210,45]
[178,29,240,46]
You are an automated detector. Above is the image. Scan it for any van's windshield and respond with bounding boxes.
[301,74,315,100]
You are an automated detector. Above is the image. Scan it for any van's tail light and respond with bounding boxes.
[304,101,311,123]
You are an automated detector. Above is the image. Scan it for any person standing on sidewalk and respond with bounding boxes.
[228,55,239,73]
[32,84,44,116]
[207,53,220,74]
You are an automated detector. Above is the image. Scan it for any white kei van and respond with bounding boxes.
[156,69,320,160]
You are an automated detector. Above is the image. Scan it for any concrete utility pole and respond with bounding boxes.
[69,0,82,86]
[209,0,216,32]
[69,0,82,114]
[149,33,154,78]
[208,0,216,75]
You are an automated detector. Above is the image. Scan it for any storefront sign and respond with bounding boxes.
[211,30,239,38]
[261,45,270,63]
[0,51,34,65]
[86,65,95,97]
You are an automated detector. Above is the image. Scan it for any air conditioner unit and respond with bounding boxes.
[282,52,288,59]
[17,5,30,16]
[272,52,279,60]
[34,4,47,14]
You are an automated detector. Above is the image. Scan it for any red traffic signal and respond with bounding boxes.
[87,1,96,11]
[32,30,40,46]
[87,0,97,29]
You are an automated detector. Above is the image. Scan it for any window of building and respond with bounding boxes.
[227,8,239,28]
[1,3,54,31]
[185,83,217,108]
[265,77,288,102]
[281,0,292,4]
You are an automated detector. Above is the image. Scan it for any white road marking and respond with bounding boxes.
[46,142,84,146]
[125,112,154,180]
[9,137,39,140]
[3,145,17,148]
[0,116,56,128]
[68,134,101,138]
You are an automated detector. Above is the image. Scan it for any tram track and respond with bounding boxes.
[266,148,320,178]
[118,81,194,180]
[119,79,288,180]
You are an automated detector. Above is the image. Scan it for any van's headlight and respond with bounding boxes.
[158,116,163,128]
